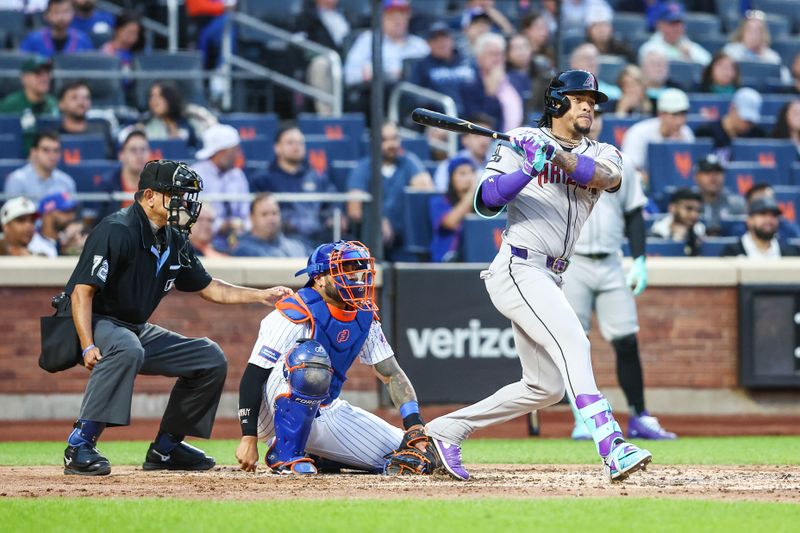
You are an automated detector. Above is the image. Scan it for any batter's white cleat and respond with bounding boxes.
[603,440,652,482]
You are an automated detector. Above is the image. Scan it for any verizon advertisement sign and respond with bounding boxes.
[392,266,522,403]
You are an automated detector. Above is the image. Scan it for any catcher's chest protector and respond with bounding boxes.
[276,288,373,402]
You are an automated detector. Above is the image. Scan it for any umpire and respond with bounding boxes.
[63,159,292,476]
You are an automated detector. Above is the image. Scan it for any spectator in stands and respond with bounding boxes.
[5,131,76,199]
[458,1,514,37]
[409,22,476,117]
[231,193,310,258]
[694,87,765,160]
[250,125,338,245]
[0,197,37,257]
[772,100,800,157]
[721,197,800,258]
[457,7,493,59]
[429,157,477,262]
[71,0,115,46]
[584,5,636,64]
[621,88,693,177]
[20,0,93,58]
[433,113,494,192]
[560,0,613,34]
[649,187,705,256]
[96,130,148,221]
[191,124,249,238]
[521,11,555,70]
[640,49,671,100]
[57,80,114,159]
[343,0,429,89]
[0,56,58,119]
[506,34,534,108]
[790,53,800,95]
[188,203,228,258]
[346,122,433,257]
[700,53,740,95]
[722,10,782,66]
[745,182,800,240]
[100,10,141,71]
[692,154,746,236]
[569,43,621,101]
[615,65,653,117]
[28,191,77,257]
[298,0,350,115]
[141,81,200,149]
[638,1,711,66]
[186,0,236,71]
[462,33,523,132]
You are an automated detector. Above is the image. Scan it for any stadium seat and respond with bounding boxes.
[329,160,357,192]
[305,136,359,175]
[598,55,627,86]
[773,186,800,225]
[764,13,790,40]
[134,52,206,108]
[339,0,371,28]
[702,237,739,256]
[718,217,747,238]
[0,115,21,136]
[645,239,687,257]
[403,189,438,256]
[219,113,279,141]
[737,61,783,91]
[730,139,797,177]
[61,160,118,192]
[149,139,193,161]
[773,38,800,67]
[53,53,123,108]
[0,159,25,185]
[60,134,108,163]
[0,133,23,159]
[401,136,431,161]
[240,137,273,163]
[647,139,714,194]
[687,94,732,120]
[0,51,31,96]
[724,162,789,195]
[683,12,722,40]
[667,61,702,91]
[461,215,506,263]
[693,34,728,55]
[613,13,647,41]
[560,33,586,58]
[409,0,448,16]
[792,162,800,186]
[297,114,366,150]
[599,116,641,147]
[238,0,303,30]
[757,0,800,34]
[0,10,28,47]
[761,94,797,119]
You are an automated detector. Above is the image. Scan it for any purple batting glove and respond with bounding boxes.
[512,134,556,177]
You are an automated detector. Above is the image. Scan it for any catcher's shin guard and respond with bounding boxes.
[266,340,332,473]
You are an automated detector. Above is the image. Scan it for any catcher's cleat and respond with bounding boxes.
[627,412,677,440]
[64,443,111,476]
[142,441,216,471]
[432,438,469,481]
[603,440,652,482]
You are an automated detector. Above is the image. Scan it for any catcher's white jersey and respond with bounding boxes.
[574,154,647,255]
[483,126,623,259]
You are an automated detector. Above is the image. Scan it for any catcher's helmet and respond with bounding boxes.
[295,240,378,311]
[543,70,608,120]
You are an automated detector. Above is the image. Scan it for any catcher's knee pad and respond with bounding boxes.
[268,340,332,469]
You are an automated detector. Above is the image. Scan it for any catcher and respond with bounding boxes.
[236,240,441,475]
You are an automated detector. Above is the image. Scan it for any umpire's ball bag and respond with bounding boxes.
[39,292,81,373]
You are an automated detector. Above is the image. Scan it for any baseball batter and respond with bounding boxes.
[235,240,441,475]
[425,70,652,482]
[565,107,676,441]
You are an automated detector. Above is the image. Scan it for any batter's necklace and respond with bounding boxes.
[548,128,581,149]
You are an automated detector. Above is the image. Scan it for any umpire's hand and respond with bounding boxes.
[236,436,259,472]
[83,346,102,371]
[257,286,294,306]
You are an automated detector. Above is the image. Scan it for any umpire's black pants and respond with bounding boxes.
[78,315,228,438]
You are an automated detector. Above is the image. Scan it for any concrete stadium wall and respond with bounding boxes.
[0,257,799,421]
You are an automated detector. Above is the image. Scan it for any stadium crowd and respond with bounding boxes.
[0,0,799,260]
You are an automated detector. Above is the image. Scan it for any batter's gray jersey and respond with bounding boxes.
[482,127,624,259]
[574,155,648,255]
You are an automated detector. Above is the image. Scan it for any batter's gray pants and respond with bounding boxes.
[78,316,228,438]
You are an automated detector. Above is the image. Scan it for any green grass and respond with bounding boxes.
[1,498,799,533]
[1,436,799,466]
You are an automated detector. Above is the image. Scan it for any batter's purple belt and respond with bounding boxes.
[509,246,571,274]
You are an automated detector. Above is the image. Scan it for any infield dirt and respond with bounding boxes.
[2,465,798,502]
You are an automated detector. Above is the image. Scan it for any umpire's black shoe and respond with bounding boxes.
[142,441,216,471]
[64,443,111,476]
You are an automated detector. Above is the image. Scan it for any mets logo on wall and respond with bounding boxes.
[336,330,351,343]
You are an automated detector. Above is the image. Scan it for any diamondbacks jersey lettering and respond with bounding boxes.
[483,126,623,259]
[248,310,393,371]
[574,154,647,255]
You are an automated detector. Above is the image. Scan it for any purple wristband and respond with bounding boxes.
[571,154,595,186]
[480,169,532,208]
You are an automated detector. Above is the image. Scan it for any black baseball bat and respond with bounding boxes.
[411,108,511,142]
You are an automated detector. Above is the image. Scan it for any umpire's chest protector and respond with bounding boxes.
[276,288,373,402]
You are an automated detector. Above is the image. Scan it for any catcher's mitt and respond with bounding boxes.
[382,427,442,476]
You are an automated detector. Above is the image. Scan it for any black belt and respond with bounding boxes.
[510,246,570,274]
[576,252,611,260]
